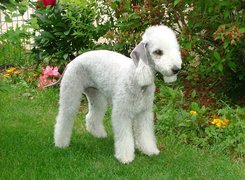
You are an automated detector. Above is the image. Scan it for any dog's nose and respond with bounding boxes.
[171,66,180,74]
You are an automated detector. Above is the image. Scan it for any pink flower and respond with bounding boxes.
[38,66,60,88]
[52,66,60,76]
[42,66,60,77]
[38,75,50,88]
[42,66,52,76]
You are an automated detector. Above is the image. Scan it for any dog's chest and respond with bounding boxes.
[130,86,155,112]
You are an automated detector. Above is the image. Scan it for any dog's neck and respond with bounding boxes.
[134,60,155,87]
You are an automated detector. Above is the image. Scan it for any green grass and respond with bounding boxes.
[0,85,245,179]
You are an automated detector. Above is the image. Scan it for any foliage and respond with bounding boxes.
[105,0,244,77]
[154,80,245,158]
[0,0,29,22]
[176,0,244,101]
[1,66,39,88]
[0,0,35,66]
[0,27,33,66]
[30,0,112,65]
[104,0,244,101]
[104,0,171,55]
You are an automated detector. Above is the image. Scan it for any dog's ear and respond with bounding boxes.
[130,42,148,66]
[131,42,154,86]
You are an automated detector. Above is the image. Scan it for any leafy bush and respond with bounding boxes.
[0,0,29,22]
[104,0,244,101]
[154,80,245,158]
[0,0,34,66]
[1,66,39,88]
[30,0,112,65]
[0,27,33,66]
[176,0,244,101]
[104,0,171,55]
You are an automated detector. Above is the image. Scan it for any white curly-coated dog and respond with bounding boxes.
[54,25,182,164]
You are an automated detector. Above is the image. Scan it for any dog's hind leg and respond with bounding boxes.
[85,88,107,138]
[54,75,83,148]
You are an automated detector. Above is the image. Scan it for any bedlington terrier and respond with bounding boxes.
[54,25,182,164]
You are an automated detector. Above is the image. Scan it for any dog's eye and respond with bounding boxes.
[153,49,163,56]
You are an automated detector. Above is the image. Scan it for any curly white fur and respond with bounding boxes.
[54,25,182,164]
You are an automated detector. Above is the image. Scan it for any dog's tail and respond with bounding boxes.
[44,67,67,88]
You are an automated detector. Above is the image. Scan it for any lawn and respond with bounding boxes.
[0,84,245,179]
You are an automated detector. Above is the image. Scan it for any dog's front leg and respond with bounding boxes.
[112,110,135,164]
[134,110,160,156]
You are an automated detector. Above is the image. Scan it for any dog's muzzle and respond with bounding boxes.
[171,65,180,75]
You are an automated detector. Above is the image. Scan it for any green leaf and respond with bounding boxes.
[224,10,229,19]
[64,29,71,35]
[223,40,229,49]
[213,51,221,61]
[41,31,55,40]
[4,14,12,22]
[0,5,6,11]
[227,60,236,71]
[217,63,223,73]
[174,0,180,7]
[30,17,39,29]
[184,42,192,50]
[240,27,245,33]
[190,102,199,111]
[200,106,206,114]
[191,90,196,98]
[63,53,69,60]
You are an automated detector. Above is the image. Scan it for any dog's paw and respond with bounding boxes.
[86,124,107,138]
[54,140,70,148]
[136,145,160,156]
[54,136,70,148]
[144,148,160,156]
[89,129,107,138]
[115,153,135,164]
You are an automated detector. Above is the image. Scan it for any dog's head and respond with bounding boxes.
[130,25,182,85]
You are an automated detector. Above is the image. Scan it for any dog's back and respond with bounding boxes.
[74,50,133,73]
[63,50,135,99]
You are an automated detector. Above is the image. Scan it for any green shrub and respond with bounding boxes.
[0,0,33,66]
[0,66,39,88]
[104,0,172,55]
[0,0,29,22]
[177,0,244,100]
[154,80,245,158]
[0,27,33,66]
[30,0,112,65]
[104,0,244,101]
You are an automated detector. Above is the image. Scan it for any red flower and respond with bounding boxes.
[43,0,56,6]
[36,0,56,9]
